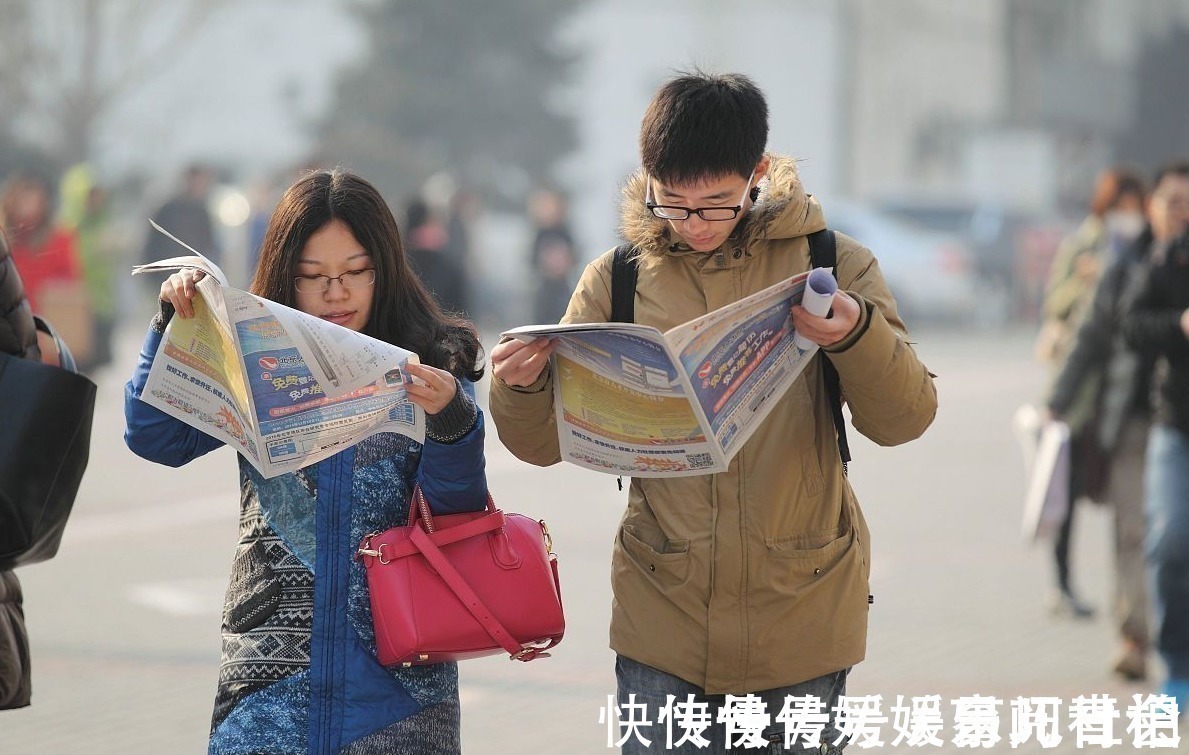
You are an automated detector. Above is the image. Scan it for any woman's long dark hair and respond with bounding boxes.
[250,170,484,381]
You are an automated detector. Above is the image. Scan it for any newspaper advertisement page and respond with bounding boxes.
[665,270,819,458]
[135,249,424,478]
[504,323,725,477]
[264,301,412,399]
[226,289,423,477]
[139,287,262,465]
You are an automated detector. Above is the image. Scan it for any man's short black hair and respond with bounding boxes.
[639,71,768,186]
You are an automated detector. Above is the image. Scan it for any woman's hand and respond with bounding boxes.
[491,337,555,387]
[159,269,207,318]
[403,362,458,415]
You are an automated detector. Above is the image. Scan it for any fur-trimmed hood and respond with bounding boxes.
[618,153,825,258]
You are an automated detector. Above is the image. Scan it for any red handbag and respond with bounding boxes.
[357,485,565,666]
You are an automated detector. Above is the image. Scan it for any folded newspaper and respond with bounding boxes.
[132,224,423,478]
[503,268,835,477]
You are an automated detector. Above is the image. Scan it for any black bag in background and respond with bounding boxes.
[0,335,96,570]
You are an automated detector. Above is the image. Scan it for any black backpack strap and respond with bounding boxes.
[610,243,639,324]
[806,229,851,469]
[610,243,640,490]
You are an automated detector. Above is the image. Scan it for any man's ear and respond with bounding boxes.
[753,154,771,183]
[749,155,771,202]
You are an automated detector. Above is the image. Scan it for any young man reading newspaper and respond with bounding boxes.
[489,72,937,752]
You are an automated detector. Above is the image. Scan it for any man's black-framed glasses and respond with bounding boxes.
[294,268,377,293]
[645,168,756,221]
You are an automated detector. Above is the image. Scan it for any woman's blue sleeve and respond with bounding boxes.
[124,326,225,467]
[415,379,488,513]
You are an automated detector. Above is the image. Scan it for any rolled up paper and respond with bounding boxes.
[793,267,838,351]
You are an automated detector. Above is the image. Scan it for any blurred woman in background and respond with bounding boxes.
[0,172,89,368]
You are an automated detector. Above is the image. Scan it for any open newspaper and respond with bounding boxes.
[132,225,423,478]
[503,268,834,477]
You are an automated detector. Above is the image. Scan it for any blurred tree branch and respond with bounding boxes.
[318,0,584,207]
[0,0,231,169]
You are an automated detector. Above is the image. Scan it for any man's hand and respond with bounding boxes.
[791,291,861,348]
[491,337,555,387]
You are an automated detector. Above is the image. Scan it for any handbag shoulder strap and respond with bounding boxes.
[407,525,553,661]
[807,228,851,469]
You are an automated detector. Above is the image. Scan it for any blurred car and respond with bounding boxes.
[819,198,1001,327]
[873,196,1068,322]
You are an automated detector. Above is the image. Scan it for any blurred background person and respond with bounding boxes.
[1121,161,1189,711]
[1033,166,1147,628]
[243,175,282,282]
[0,172,91,370]
[1046,162,1189,682]
[526,186,578,324]
[1038,167,1148,364]
[58,163,118,372]
[405,196,468,316]
[443,187,478,309]
[141,163,220,266]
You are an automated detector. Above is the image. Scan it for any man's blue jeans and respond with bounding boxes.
[1145,424,1189,680]
[615,655,849,753]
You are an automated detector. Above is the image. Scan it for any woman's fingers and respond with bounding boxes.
[159,269,207,318]
[403,362,457,415]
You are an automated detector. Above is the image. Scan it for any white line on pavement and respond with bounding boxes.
[62,493,233,546]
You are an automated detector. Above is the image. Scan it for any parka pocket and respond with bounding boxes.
[619,523,690,588]
[224,540,280,634]
[763,525,853,578]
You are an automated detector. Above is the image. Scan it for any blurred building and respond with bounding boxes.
[559,0,1189,259]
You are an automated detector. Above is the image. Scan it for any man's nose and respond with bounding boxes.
[682,213,710,234]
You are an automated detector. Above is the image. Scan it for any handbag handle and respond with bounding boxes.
[359,510,507,564]
[407,484,497,533]
[32,315,78,373]
[408,523,556,661]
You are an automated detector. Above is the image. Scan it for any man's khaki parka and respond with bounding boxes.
[490,156,938,694]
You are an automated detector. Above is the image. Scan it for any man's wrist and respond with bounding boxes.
[498,364,552,394]
[822,293,872,353]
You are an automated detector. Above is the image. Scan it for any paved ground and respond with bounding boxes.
[0,322,1182,753]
